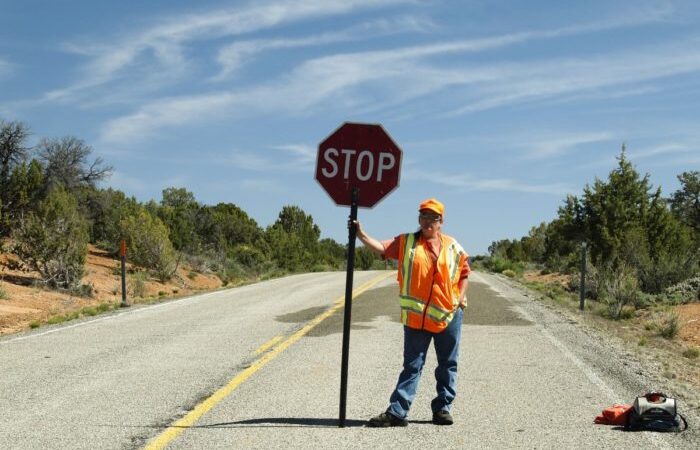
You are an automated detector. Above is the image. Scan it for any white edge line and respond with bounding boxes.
[0,290,226,345]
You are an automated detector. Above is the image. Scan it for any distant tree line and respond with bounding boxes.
[482,147,699,317]
[0,119,381,292]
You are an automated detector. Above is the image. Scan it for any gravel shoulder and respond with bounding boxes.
[480,271,699,446]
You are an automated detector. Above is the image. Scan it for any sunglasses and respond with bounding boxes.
[419,213,441,222]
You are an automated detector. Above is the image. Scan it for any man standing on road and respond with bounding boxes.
[351,198,470,427]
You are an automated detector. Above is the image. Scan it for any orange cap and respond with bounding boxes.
[418,198,444,217]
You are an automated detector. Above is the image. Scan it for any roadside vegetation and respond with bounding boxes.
[473,146,699,385]
[0,118,385,331]
[475,147,698,315]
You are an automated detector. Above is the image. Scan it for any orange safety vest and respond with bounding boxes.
[397,232,467,333]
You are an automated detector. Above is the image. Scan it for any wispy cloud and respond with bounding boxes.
[628,143,693,160]
[100,91,238,143]
[449,37,700,115]
[404,168,573,195]
[222,152,273,171]
[44,0,412,103]
[240,178,288,194]
[32,0,669,108]
[93,1,686,144]
[0,57,12,79]
[578,141,698,170]
[102,30,700,145]
[201,145,316,173]
[212,15,432,81]
[271,144,316,166]
[518,132,614,160]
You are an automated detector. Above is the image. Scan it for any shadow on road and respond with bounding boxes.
[193,417,438,428]
[197,417,367,428]
[276,280,532,338]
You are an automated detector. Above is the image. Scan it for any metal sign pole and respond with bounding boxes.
[339,187,358,428]
[579,242,587,311]
[120,240,129,308]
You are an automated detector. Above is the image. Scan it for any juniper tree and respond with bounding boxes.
[0,120,31,235]
[670,171,700,235]
[12,187,88,289]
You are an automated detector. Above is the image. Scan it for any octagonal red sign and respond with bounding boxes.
[315,122,402,208]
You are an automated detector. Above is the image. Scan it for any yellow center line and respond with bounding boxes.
[254,335,284,355]
[144,271,394,450]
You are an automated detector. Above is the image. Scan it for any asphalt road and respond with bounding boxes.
[1,270,697,449]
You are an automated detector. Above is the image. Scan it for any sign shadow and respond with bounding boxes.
[199,417,367,428]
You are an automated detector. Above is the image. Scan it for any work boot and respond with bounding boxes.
[432,410,453,425]
[368,411,408,427]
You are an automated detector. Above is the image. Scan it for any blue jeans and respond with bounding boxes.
[387,308,463,419]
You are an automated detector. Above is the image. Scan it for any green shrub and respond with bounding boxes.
[81,307,98,316]
[663,276,700,304]
[216,258,248,285]
[311,263,329,272]
[568,262,599,299]
[544,252,580,275]
[0,283,7,299]
[375,259,393,270]
[637,247,697,294]
[656,310,681,339]
[129,271,148,297]
[231,244,267,269]
[71,282,94,298]
[47,315,66,325]
[544,284,566,299]
[29,320,41,329]
[120,209,178,281]
[184,253,212,273]
[638,337,647,346]
[618,305,636,320]
[355,246,379,270]
[502,269,516,278]
[469,257,487,271]
[96,303,111,312]
[634,292,657,309]
[489,257,515,273]
[483,257,527,275]
[682,348,699,359]
[12,187,88,289]
[261,268,288,281]
[598,264,640,320]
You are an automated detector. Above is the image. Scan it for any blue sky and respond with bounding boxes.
[1,0,699,255]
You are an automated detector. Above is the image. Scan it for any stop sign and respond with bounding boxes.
[316,122,402,208]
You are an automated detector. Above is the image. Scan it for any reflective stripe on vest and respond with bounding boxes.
[400,233,419,298]
[399,295,454,323]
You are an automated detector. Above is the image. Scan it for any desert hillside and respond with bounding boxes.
[0,244,222,335]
